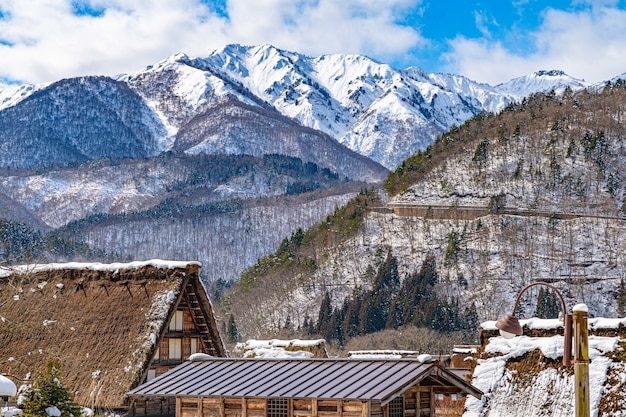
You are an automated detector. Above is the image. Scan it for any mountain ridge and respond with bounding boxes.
[0,44,598,170]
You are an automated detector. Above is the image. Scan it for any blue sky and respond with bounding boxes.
[1,0,626,86]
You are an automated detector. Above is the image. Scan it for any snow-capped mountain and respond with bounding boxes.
[173,45,593,168]
[494,69,591,99]
[0,44,595,170]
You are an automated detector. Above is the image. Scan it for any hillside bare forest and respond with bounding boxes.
[220,81,626,351]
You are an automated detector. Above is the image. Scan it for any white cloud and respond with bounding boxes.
[443,5,626,85]
[0,0,423,84]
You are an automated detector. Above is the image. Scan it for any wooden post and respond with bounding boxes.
[415,391,420,417]
[219,398,225,417]
[573,304,590,417]
[242,398,247,417]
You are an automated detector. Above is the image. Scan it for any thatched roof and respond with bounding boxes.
[0,260,220,409]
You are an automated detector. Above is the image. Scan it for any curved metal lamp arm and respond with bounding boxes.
[498,281,572,366]
[510,281,568,318]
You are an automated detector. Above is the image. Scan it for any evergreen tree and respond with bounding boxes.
[358,250,399,334]
[617,278,626,317]
[463,302,481,335]
[472,139,489,169]
[283,315,293,332]
[21,360,81,417]
[328,308,345,346]
[316,290,333,337]
[535,288,561,319]
[227,314,239,343]
[342,289,363,338]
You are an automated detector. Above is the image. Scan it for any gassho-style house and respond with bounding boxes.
[126,355,483,417]
[0,260,226,413]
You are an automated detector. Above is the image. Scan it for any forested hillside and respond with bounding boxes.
[220,80,626,350]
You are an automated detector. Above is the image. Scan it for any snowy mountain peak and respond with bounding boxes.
[495,69,590,100]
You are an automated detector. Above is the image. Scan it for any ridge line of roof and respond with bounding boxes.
[0,259,201,277]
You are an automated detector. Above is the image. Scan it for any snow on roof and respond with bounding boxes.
[466,324,625,416]
[235,339,327,358]
[240,339,326,350]
[348,350,419,359]
[452,345,477,354]
[244,348,314,359]
[0,259,201,278]
[481,316,626,331]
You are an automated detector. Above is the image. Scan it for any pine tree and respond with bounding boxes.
[228,314,239,343]
[316,290,333,337]
[21,360,81,417]
[617,278,626,317]
[535,288,560,319]
[463,302,481,335]
[358,250,399,334]
[342,289,363,338]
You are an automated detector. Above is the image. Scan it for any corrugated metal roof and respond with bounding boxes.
[128,358,445,402]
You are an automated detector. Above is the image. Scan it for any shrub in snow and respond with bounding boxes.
[20,360,80,417]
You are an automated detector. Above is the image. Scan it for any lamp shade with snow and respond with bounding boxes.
[0,375,16,397]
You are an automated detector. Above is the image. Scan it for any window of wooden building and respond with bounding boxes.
[388,397,403,417]
[267,399,289,417]
[169,338,182,360]
[170,311,184,331]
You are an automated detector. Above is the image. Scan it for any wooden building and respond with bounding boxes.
[127,357,483,417]
[0,260,226,412]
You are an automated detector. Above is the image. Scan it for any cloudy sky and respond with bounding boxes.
[1,0,625,86]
